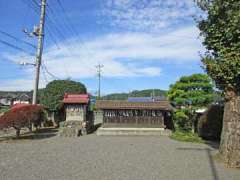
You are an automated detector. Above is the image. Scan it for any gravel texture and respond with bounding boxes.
[0,132,239,180]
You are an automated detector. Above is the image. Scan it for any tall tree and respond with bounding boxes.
[197,0,240,168]
[168,74,214,108]
[168,74,214,131]
[39,80,87,111]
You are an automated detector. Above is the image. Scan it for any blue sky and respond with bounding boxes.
[0,0,204,95]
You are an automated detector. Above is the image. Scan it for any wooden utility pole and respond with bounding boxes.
[96,64,104,99]
[32,0,47,104]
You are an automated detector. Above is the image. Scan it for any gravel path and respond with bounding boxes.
[0,134,239,180]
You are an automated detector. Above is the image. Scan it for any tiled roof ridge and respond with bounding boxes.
[96,100,172,110]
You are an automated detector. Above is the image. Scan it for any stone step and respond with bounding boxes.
[96,127,172,136]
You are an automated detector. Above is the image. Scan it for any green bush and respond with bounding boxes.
[198,105,223,140]
[173,109,192,131]
[170,130,204,143]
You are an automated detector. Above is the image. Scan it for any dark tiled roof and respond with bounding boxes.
[0,91,32,99]
[96,100,173,110]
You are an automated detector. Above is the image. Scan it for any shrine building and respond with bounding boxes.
[95,100,174,133]
[63,94,90,122]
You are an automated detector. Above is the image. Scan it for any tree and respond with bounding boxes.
[0,105,44,138]
[39,80,87,111]
[168,74,214,107]
[197,0,240,168]
[168,74,214,131]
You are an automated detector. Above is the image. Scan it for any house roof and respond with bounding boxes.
[96,100,173,110]
[63,94,90,104]
[15,93,31,101]
[0,91,32,99]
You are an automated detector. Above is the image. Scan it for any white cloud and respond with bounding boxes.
[101,0,200,31]
[0,25,203,91]
[40,25,201,78]
[0,1,204,91]
[0,78,46,91]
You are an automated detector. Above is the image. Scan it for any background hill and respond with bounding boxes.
[102,89,167,100]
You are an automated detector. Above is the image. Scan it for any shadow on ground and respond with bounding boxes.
[0,127,58,142]
[177,147,220,180]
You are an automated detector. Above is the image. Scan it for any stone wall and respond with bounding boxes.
[59,121,85,137]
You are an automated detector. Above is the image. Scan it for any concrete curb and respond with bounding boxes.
[96,127,172,136]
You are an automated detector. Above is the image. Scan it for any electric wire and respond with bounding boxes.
[0,39,35,56]
[41,62,60,80]
[55,0,79,37]
[0,30,36,49]
[41,65,50,84]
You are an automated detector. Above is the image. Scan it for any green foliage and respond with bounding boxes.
[173,109,192,131]
[102,93,129,100]
[103,89,166,100]
[168,74,214,107]
[170,130,204,143]
[197,0,240,93]
[39,80,87,111]
[168,74,214,131]
[130,89,166,97]
[0,107,10,114]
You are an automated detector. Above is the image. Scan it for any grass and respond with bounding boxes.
[170,130,204,143]
[0,107,10,114]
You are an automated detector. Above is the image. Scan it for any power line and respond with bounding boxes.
[49,0,89,51]
[46,3,75,39]
[54,0,92,53]
[55,0,79,37]
[31,0,40,8]
[45,26,61,50]
[21,0,39,13]
[0,30,36,49]
[0,39,34,56]
[21,0,63,51]
[41,62,60,80]
[41,65,49,84]
[45,15,70,44]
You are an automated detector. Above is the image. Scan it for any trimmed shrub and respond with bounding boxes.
[0,105,45,138]
[173,109,192,131]
[198,105,223,140]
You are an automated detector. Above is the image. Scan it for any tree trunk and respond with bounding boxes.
[219,93,240,168]
[16,129,20,138]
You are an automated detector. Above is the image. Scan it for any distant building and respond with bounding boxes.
[12,93,31,105]
[0,91,32,108]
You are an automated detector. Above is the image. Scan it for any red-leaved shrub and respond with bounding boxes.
[0,104,45,137]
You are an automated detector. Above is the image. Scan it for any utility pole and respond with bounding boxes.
[32,0,47,104]
[96,64,104,99]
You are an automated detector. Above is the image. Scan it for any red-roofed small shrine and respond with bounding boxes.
[63,94,90,122]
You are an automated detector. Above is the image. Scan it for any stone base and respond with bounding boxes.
[96,127,172,136]
[59,121,83,137]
